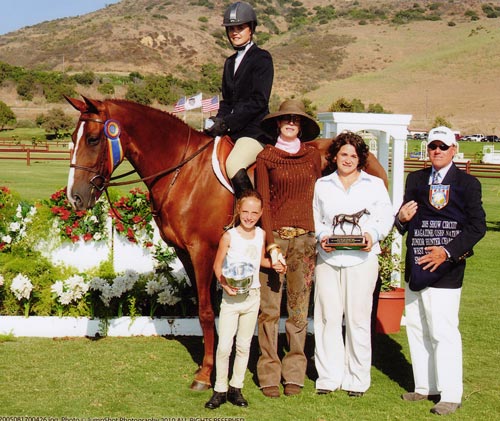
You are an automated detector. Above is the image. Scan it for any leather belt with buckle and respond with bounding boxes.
[277,226,308,240]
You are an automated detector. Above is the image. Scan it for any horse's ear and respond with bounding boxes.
[64,95,87,112]
[81,96,103,115]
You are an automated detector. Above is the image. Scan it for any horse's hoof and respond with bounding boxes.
[190,379,211,391]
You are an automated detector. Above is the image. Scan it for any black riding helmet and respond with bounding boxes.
[222,1,258,33]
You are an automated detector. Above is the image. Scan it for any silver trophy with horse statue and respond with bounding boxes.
[327,208,370,250]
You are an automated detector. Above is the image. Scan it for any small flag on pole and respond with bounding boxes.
[185,93,202,110]
[173,97,186,113]
[202,95,220,113]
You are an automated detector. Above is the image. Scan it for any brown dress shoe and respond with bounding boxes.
[261,386,280,398]
[402,392,441,402]
[284,384,302,396]
[204,391,227,409]
[430,402,461,415]
[228,386,248,407]
[347,391,364,397]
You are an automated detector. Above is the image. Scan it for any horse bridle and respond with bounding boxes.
[70,114,214,217]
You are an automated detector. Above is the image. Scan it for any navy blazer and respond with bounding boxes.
[395,164,486,289]
[217,43,274,144]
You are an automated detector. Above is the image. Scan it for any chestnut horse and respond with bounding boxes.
[64,97,387,390]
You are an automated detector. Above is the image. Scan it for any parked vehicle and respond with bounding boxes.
[483,135,499,143]
[461,134,484,142]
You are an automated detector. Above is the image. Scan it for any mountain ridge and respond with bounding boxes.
[1,0,499,133]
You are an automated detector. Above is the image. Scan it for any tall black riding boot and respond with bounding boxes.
[230,168,253,198]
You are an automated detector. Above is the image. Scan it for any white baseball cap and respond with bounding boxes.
[427,126,456,146]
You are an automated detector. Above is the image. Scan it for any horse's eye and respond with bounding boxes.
[87,136,100,146]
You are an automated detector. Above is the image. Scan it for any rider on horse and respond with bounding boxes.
[205,1,274,198]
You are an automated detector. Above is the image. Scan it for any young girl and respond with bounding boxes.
[205,190,284,409]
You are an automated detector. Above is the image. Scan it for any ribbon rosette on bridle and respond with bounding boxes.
[104,119,124,173]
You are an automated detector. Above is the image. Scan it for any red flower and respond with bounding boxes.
[132,215,142,224]
[115,222,125,232]
[70,235,80,243]
[83,232,93,241]
[65,226,73,235]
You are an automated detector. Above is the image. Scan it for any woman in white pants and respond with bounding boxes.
[312,132,393,397]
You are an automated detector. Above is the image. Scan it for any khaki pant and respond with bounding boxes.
[257,231,316,388]
[226,136,264,179]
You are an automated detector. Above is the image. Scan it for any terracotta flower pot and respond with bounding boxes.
[375,287,405,334]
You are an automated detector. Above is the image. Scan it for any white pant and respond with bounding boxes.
[314,255,378,392]
[214,288,260,392]
[405,284,462,403]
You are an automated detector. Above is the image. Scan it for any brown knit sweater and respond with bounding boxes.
[256,144,322,246]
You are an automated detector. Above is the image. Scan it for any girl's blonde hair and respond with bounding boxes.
[226,189,263,229]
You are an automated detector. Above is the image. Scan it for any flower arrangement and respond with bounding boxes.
[46,187,109,243]
[110,188,154,247]
[0,185,197,319]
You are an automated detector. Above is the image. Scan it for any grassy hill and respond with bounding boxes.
[1,0,499,134]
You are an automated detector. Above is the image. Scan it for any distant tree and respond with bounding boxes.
[367,102,391,113]
[97,83,115,96]
[40,108,74,137]
[125,84,153,105]
[17,74,36,101]
[432,116,452,128]
[72,71,95,86]
[328,97,365,112]
[0,100,16,129]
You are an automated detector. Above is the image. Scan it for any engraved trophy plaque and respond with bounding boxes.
[327,209,370,250]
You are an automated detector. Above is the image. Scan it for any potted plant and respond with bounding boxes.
[375,228,405,334]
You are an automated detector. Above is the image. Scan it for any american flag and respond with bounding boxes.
[202,95,220,113]
[173,97,186,113]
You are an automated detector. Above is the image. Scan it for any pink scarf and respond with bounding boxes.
[275,136,301,154]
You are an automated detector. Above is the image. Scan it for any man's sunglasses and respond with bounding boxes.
[428,143,451,151]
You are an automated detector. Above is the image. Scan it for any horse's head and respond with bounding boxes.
[65,96,124,210]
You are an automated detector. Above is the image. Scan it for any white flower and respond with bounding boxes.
[51,275,90,305]
[9,221,21,232]
[51,280,64,296]
[29,206,37,217]
[10,273,33,301]
[89,215,98,223]
[93,232,102,241]
[1,234,12,244]
[0,274,4,287]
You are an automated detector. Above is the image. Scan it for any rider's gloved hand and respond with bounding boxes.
[204,117,228,137]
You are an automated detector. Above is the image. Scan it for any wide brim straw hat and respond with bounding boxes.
[261,99,321,142]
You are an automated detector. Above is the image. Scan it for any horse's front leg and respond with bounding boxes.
[190,250,216,391]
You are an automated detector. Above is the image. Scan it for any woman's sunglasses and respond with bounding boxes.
[278,114,301,124]
[428,143,451,151]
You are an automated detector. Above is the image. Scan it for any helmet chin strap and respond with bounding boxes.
[232,40,251,51]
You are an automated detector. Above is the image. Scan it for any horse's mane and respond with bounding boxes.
[106,99,205,135]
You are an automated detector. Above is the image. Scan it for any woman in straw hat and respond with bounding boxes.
[255,99,322,398]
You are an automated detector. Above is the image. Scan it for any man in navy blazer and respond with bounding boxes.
[205,2,274,198]
[395,126,486,416]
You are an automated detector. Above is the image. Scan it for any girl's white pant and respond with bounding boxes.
[214,288,260,392]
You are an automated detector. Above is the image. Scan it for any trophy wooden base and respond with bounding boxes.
[327,235,367,250]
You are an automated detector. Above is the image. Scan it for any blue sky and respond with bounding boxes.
[1,0,121,35]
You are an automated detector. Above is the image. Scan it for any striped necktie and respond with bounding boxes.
[432,171,441,184]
